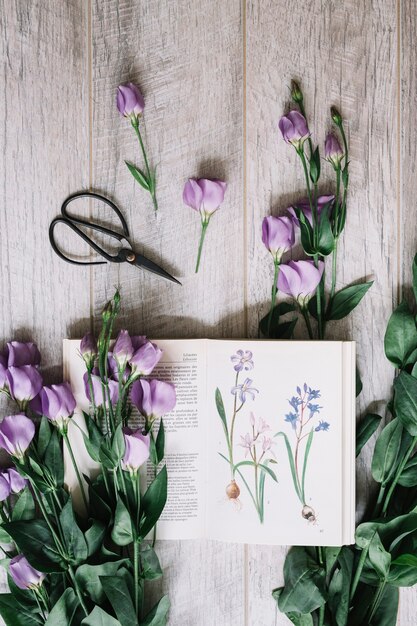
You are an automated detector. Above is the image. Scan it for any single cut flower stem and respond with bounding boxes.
[133,122,158,212]
[382,435,417,515]
[87,371,97,422]
[267,261,280,336]
[134,539,140,617]
[301,307,314,340]
[68,564,89,617]
[195,220,209,273]
[63,430,89,512]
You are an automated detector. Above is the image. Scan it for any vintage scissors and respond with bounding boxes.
[49,191,181,285]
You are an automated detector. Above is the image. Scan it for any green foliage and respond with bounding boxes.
[371,419,402,485]
[277,547,326,614]
[140,596,170,626]
[326,281,373,321]
[140,466,168,539]
[384,300,417,368]
[101,576,138,626]
[356,413,382,457]
[125,162,150,191]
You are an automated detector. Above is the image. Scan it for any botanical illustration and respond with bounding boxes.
[276,383,329,523]
[215,350,277,523]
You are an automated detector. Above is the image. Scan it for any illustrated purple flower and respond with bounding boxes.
[6,342,41,367]
[121,427,150,474]
[325,133,344,169]
[315,420,330,432]
[278,111,310,149]
[34,383,76,430]
[9,555,46,590]
[231,378,259,403]
[6,468,27,494]
[261,436,276,456]
[0,414,35,459]
[113,330,134,371]
[307,387,321,401]
[231,350,254,372]
[129,341,162,377]
[261,215,295,263]
[285,412,298,430]
[183,178,228,272]
[256,417,270,434]
[287,195,334,227]
[131,378,176,424]
[83,373,119,407]
[239,433,254,458]
[6,366,43,405]
[277,260,324,307]
[117,82,145,120]
[80,333,97,369]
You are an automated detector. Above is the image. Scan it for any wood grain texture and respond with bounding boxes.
[246,1,398,624]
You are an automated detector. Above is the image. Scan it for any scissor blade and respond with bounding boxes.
[133,253,182,285]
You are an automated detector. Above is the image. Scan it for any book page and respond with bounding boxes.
[205,340,354,546]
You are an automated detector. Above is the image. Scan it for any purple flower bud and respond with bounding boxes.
[6,342,41,367]
[6,366,43,405]
[9,555,45,590]
[80,333,97,369]
[278,111,310,149]
[35,383,76,430]
[183,178,227,220]
[129,341,162,377]
[277,260,324,307]
[131,379,176,423]
[113,330,134,371]
[117,82,145,121]
[0,473,10,501]
[325,134,344,168]
[83,373,119,407]
[0,414,35,459]
[6,468,27,494]
[121,427,150,474]
[131,336,147,351]
[287,195,334,227]
[261,216,295,262]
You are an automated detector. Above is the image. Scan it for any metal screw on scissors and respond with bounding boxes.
[49,191,181,285]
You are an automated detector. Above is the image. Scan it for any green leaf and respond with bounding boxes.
[0,594,42,626]
[37,416,52,458]
[371,584,399,625]
[327,281,373,321]
[317,204,334,256]
[371,418,402,485]
[111,424,125,463]
[101,575,138,626]
[59,500,88,565]
[389,554,417,586]
[140,465,168,538]
[12,487,35,521]
[125,162,150,191]
[324,547,341,577]
[85,520,106,557]
[309,146,321,184]
[295,208,315,256]
[398,454,417,487]
[215,388,228,438]
[155,419,165,463]
[276,432,301,501]
[99,443,117,470]
[356,367,363,397]
[394,370,417,435]
[44,429,64,488]
[356,413,382,457]
[413,253,417,303]
[82,607,121,626]
[327,547,354,626]
[368,532,391,579]
[44,589,81,625]
[76,559,128,604]
[3,520,66,572]
[111,498,133,546]
[277,547,326,614]
[140,595,170,626]
[82,412,103,463]
[384,300,417,367]
[140,544,163,580]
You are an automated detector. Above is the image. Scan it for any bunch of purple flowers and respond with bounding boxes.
[261,81,372,340]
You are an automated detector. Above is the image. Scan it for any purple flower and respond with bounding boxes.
[129,341,162,377]
[121,428,150,474]
[325,134,344,168]
[131,335,147,351]
[285,412,298,430]
[9,555,46,590]
[80,333,97,369]
[6,366,43,405]
[239,433,254,458]
[113,330,134,371]
[183,178,227,220]
[315,420,330,432]
[83,373,119,407]
[287,195,334,227]
[6,342,41,367]
[277,260,324,307]
[34,383,76,430]
[0,355,7,391]
[261,436,276,456]
[0,474,10,502]
[131,379,176,423]
[6,468,27,494]
[231,378,259,403]
[278,111,310,149]
[117,82,145,120]
[231,350,254,372]
[0,414,35,459]
[262,216,295,262]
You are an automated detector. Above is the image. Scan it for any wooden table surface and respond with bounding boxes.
[0,1,415,624]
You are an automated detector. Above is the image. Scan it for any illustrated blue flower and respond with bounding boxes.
[288,396,302,412]
[230,350,254,372]
[285,412,298,430]
[315,420,330,432]
[231,378,259,403]
[307,403,322,418]
[307,387,321,401]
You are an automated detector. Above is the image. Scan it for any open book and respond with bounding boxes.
[63,339,355,546]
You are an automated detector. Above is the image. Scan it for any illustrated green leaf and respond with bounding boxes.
[394,370,417,435]
[277,547,326,614]
[356,413,382,457]
[12,487,35,521]
[125,161,150,191]
[140,595,170,626]
[59,500,88,565]
[327,281,373,321]
[371,418,402,485]
[81,607,121,626]
[301,429,314,502]
[111,498,133,546]
[276,432,301,501]
[3,520,66,572]
[384,300,417,367]
[76,559,128,604]
[140,465,168,538]
[233,460,277,482]
[215,388,228,438]
[101,575,138,626]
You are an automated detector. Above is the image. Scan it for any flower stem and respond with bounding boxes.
[195,220,209,273]
[133,122,158,212]
[134,540,140,617]
[267,261,280,336]
[87,371,97,422]
[301,307,314,339]
[382,435,417,515]
[63,430,88,512]
[68,564,89,617]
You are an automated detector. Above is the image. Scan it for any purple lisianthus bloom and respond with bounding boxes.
[183,178,227,220]
[34,383,76,430]
[121,427,150,474]
[80,333,97,369]
[129,341,162,377]
[0,355,7,391]
[117,82,145,121]
[325,133,344,169]
[0,473,10,502]
[113,330,134,371]
[277,260,324,308]
[6,342,41,367]
[261,216,295,262]
[231,378,259,403]
[0,414,35,459]
[6,366,43,406]
[315,420,330,432]
[9,555,46,590]
[131,379,176,424]
[278,111,310,149]
[83,373,119,407]
[131,335,147,351]
[6,468,27,494]
[231,350,254,372]
[287,195,334,227]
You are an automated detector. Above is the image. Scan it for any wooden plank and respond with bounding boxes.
[246,1,398,623]
[91,1,245,624]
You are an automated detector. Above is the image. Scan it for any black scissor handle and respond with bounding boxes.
[61,191,130,238]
